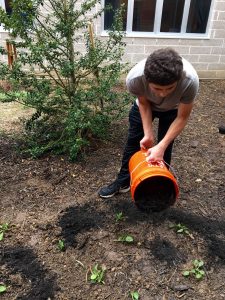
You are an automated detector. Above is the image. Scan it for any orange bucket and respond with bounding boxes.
[129,150,179,212]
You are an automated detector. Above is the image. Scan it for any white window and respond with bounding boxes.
[103,0,213,38]
[0,0,12,31]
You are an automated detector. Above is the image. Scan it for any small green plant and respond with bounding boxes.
[0,223,10,241]
[117,234,134,243]
[169,223,194,238]
[130,291,139,300]
[183,259,205,280]
[169,223,189,234]
[0,285,7,293]
[90,264,106,284]
[57,240,65,251]
[115,212,125,222]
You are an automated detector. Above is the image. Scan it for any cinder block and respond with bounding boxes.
[172,46,191,54]
[144,45,165,54]
[125,45,145,54]
[131,53,148,63]
[215,2,225,11]
[208,63,225,70]
[179,39,204,46]
[196,70,216,79]
[198,70,225,79]
[211,46,225,54]
[202,39,223,46]
[132,38,157,46]
[212,20,225,30]
[213,29,225,38]
[216,70,225,78]
[155,39,178,46]
[182,54,199,62]
[190,47,211,54]
[218,11,225,20]
[191,63,209,70]
[144,45,187,54]
[219,55,225,63]
[198,55,219,63]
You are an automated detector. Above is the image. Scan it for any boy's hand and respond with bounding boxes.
[146,144,164,162]
[140,134,154,150]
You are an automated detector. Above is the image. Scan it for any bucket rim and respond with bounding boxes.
[131,173,179,200]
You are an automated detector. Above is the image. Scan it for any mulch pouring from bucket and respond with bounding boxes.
[129,150,179,212]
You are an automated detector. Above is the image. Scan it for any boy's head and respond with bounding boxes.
[144,48,183,85]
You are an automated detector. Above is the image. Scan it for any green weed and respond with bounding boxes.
[169,223,194,239]
[57,240,65,251]
[90,264,106,284]
[115,212,125,222]
[183,259,205,280]
[130,291,139,299]
[0,285,7,293]
[0,223,10,241]
[117,235,134,243]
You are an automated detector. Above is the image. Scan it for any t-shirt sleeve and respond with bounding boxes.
[126,77,145,97]
[180,78,199,104]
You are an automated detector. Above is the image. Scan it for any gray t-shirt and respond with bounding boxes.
[126,58,199,112]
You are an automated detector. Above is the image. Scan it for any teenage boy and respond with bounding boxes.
[99,48,199,198]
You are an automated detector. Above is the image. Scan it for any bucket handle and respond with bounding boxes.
[163,160,179,183]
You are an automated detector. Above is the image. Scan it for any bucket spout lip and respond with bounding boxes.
[146,160,165,168]
[138,149,164,164]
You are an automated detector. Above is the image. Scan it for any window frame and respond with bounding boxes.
[0,0,6,31]
[101,0,215,39]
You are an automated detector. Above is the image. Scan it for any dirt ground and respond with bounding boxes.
[0,80,225,300]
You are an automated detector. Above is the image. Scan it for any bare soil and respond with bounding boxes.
[0,80,225,300]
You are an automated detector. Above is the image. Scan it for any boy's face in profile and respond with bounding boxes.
[149,82,177,98]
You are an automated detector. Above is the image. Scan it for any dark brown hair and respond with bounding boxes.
[144,48,183,85]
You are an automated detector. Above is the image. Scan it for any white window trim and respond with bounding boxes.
[101,0,215,39]
[0,0,6,32]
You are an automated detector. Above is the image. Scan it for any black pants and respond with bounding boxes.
[117,102,178,185]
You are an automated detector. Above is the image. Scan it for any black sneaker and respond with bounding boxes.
[219,124,225,134]
[98,180,130,198]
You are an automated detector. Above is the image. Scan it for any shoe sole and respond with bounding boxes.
[99,187,130,199]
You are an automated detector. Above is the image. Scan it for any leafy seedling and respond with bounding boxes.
[90,264,106,284]
[57,239,65,251]
[117,234,134,243]
[183,259,205,280]
[169,223,194,239]
[115,212,125,222]
[130,290,140,300]
[0,223,10,241]
[0,285,7,293]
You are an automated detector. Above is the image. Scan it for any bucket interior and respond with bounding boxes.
[134,176,176,212]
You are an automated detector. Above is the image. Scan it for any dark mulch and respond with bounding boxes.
[0,80,225,300]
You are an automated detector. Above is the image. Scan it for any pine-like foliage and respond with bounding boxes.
[0,0,130,159]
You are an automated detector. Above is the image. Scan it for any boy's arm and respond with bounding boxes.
[138,96,154,149]
[147,102,194,162]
